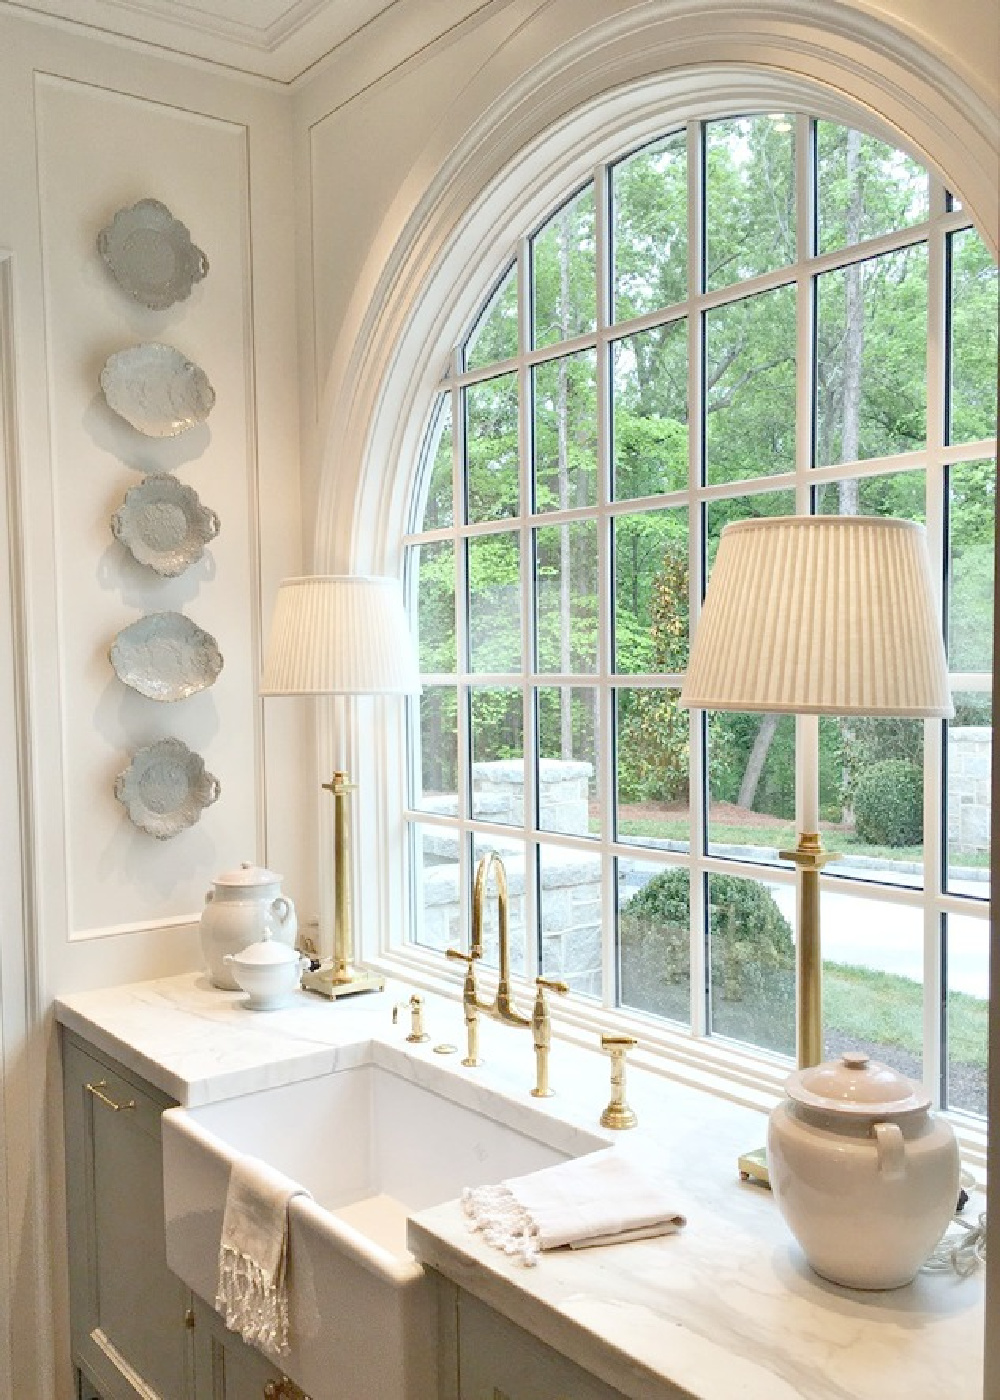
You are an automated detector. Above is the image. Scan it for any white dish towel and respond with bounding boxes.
[462,1148,685,1267]
[216,1154,310,1355]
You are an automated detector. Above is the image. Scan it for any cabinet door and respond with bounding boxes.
[456,1290,627,1400]
[190,1295,302,1400]
[63,1034,192,1400]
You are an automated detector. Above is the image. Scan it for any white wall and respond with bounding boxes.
[0,12,308,1394]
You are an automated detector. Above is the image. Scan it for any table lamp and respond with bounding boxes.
[681,516,952,1079]
[261,574,420,998]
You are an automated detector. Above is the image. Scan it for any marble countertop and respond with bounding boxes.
[55,973,986,1400]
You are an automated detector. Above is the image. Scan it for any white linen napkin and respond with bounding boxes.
[462,1148,685,1267]
[216,1154,310,1355]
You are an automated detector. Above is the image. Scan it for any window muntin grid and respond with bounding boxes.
[403,114,996,1115]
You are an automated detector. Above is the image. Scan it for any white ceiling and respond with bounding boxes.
[7,0,480,84]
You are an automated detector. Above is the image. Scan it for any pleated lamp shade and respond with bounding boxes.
[681,517,953,717]
[260,575,420,696]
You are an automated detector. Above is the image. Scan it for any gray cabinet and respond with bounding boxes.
[62,1032,300,1400]
[442,1283,628,1400]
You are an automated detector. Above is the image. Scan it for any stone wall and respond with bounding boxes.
[948,726,992,855]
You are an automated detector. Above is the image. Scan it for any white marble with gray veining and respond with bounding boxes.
[55,973,985,1400]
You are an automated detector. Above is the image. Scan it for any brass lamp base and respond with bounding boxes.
[738,1146,770,1187]
[301,964,385,999]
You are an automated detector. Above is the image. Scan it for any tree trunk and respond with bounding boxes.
[737,712,780,810]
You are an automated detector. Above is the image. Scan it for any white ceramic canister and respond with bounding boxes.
[200,861,297,990]
[766,1051,960,1289]
[224,931,308,1011]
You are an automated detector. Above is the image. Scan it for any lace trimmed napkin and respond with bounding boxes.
[462,1148,685,1267]
[216,1154,310,1355]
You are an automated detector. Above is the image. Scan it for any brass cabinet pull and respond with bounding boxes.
[84,1080,136,1113]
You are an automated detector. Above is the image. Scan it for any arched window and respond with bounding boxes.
[400,110,996,1118]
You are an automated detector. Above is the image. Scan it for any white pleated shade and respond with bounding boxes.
[260,575,421,696]
[680,517,953,717]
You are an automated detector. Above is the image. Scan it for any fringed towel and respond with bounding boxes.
[462,1148,685,1267]
[216,1154,310,1355]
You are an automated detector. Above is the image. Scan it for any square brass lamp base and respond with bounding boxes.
[301,964,385,999]
[738,1146,770,1188]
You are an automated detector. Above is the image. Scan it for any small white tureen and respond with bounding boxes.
[767,1051,960,1290]
[224,930,308,1011]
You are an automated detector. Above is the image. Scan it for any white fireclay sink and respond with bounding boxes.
[161,1039,609,1400]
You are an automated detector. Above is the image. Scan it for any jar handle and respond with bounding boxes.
[272,895,292,927]
[873,1121,905,1179]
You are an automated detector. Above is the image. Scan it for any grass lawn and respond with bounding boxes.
[824,962,988,1068]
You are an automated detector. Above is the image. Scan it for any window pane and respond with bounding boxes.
[409,540,456,672]
[414,687,458,812]
[948,459,994,674]
[619,860,690,1026]
[820,715,924,886]
[540,845,602,994]
[409,822,461,953]
[612,321,688,499]
[705,115,795,292]
[537,686,599,837]
[531,185,597,349]
[705,285,796,485]
[949,228,999,444]
[415,394,453,530]
[532,350,598,511]
[616,687,689,850]
[819,889,924,1083]
[815,244,928,467]
[816,123,929,255]
[946,911,988,1115]
[707,712,796,863]
[470,689,523,826]
[468,532,520,672]
[614,508,689,673]
[612,131,687,319]
[708,871,795,1056]
[814,468,925,522]
[705,488,796,572]
[465,264,518,371]
[465,372,519,523]
[947,689,991,899]
[535,522,598,674]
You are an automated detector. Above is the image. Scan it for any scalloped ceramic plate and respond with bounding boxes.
[98,199,208,309]
[100,343,216,437]
[111,475,220,576]
[110,612,224,701]
[115,738,220,839]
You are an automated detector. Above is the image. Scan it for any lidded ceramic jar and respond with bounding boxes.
[200,861,297,990]
[224,930,307,1011]
[767,1051,959,1290]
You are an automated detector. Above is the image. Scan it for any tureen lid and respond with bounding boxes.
[228,930,300,966]
[786,1051,931,1117]
[213,860,282,888]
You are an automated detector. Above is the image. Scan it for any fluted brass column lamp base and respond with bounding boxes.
[301,770,386,999]
[778,832,841,1070]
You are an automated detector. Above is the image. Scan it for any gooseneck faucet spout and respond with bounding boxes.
[473,851,529,1028]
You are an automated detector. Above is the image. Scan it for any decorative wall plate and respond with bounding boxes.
[115,737,220,839]
[110,612,224,701]
[100,343,215,437]
[111,475,220,576]
[97,199,208,309]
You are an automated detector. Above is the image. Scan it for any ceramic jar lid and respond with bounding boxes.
[228,930,300,967]
[213,860,282,888]
[785,1051,931,1118]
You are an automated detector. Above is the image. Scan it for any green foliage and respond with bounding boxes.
[620,868,794,1004]
[853,758,923,848]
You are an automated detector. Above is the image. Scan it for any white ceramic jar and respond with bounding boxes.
[200,861,297,990]
[224,931,308,1011]
[767,1051,960,1290]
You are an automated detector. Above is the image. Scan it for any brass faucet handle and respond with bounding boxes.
[599,1033,639,1130]
[536,976,569,996]
[392,993,429,1043]
[446,946,480,965]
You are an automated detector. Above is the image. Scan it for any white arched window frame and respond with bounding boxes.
[313,19,997,1159]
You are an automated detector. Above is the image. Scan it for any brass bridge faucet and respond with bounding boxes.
[447,851,567,1093]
